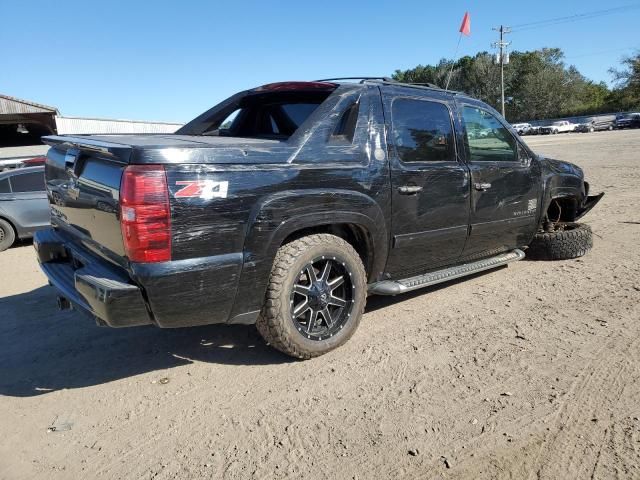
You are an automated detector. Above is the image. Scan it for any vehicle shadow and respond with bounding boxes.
[1,266,511,397]
[0,285,292,398]
[8,237,33,249]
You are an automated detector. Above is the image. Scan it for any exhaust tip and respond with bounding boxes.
[56,296,71,311]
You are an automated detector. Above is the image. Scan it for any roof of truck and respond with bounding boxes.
[314,77,464,96]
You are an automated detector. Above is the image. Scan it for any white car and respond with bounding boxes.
[540,121,576,135]
[511,123,532,135]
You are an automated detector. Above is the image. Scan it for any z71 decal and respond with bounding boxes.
[174,180,229,200]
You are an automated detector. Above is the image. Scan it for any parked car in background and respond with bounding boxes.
[511,123,532,135]
[540,121,576,134]
[0,166,50,251]
[615,113,640,129]
[575,119,615,133]
[0,145,49,172]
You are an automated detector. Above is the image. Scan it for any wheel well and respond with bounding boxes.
[546,196,579,223]
[281,223,374,280]
[0,216,18,239]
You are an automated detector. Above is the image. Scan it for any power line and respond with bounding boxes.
[510,4,640,32]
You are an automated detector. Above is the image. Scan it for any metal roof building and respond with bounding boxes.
[0,95,60,116]
[0,95,59,145]
[55,116,181,135]
[1,94,184,169]
[0,94,183,148]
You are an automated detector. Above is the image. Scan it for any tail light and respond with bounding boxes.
[120,165,171,263]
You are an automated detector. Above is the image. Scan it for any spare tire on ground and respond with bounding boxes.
[526,222,593,260]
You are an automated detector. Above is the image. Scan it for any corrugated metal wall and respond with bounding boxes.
[0,95,57,115]
[55,116,182,134]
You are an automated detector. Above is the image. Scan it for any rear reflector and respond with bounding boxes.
[120,165,171,263]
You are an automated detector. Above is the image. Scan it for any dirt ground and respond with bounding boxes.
[1,130,639,480]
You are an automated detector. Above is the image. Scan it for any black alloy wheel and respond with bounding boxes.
[289,256,354,341]
[256,233,367,359]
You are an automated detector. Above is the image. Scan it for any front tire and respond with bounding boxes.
[256,234,367,359]
[0,219,16,252]
[527,222,593,260]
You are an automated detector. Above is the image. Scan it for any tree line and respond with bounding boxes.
[392,48,640,122]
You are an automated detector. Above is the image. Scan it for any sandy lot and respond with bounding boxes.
[1,130,639,479]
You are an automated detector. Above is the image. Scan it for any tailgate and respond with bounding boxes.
[43,136,132,260]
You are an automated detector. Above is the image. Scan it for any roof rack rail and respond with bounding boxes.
[403,82,440,88]
[314,77,461,94]
[314,77,395,83]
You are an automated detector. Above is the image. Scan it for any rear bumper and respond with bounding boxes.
[34,228,152,327]
[34,228,246,328]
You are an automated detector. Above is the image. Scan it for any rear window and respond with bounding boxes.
[391,98,455,163]
[9,172,45,192]
[179,89,335,140]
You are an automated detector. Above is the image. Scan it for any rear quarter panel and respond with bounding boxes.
[163,85,391,323]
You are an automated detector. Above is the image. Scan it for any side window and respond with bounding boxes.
[0,178,10,194]
[462,106,517,162]
[9,172,45,193]
[331,100,360,143]
[391,98,455,162]
[219,110,239,130]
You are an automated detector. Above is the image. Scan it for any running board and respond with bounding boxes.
[368,249,525,295]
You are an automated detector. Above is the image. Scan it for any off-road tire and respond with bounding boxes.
[0,218,16,252]
[527,222,593,260]
[256,234,367,359]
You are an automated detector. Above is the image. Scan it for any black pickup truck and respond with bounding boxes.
[34,79,603,358]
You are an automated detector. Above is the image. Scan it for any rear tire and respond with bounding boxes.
[256,234,367,359]
[527,222,593,260]
[0,219,16,252]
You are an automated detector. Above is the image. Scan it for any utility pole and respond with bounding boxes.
[492,25,511,118]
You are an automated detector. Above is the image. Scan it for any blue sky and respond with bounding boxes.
[2,0,638,123]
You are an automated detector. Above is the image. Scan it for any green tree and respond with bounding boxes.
[608,51,640,111]
[391,47,634,121]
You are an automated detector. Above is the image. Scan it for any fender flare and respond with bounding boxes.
[228,189,388,320]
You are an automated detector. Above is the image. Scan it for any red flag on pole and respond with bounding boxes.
[459,12,471,36]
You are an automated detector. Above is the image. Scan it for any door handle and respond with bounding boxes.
[397,185,423,195]
[474,182,492,191]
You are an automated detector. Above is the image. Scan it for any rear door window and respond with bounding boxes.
[391,98,456,163]
[0,178,10,193]
[10,172,45,192]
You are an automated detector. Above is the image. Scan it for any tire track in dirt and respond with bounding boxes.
[530,334,638,480]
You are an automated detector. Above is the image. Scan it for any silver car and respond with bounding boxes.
[0,166,50,251]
